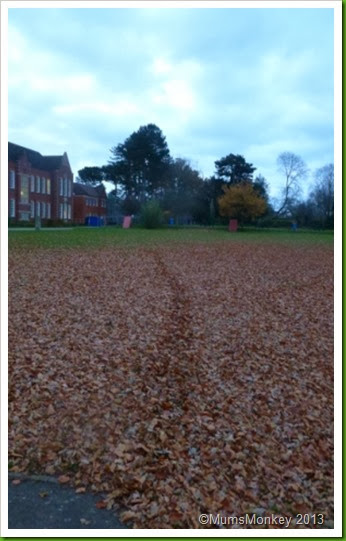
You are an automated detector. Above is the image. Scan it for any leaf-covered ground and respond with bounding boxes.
[8,241,334,528]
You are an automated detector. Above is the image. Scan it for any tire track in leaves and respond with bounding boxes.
[147,248,202,389]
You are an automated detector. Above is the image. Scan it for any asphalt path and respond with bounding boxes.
[8,475,127,530]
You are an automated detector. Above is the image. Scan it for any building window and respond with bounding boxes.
[41,177,46,194]
[30,176,35,192]
[36,176,40,193]
[30,200,35,218]
[9,170,15,189]
[67,204,71,220]
[59,178,63,196]
[20,212,30,221]
[68,180,72,197]
[59,203,63,219]
[47,202,51,219]
[46,178,51,194]
[9,199,15,217]
[20,175,29,203]
[41,202,46,218]
[36,201,40,217]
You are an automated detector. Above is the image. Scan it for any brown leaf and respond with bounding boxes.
[58,475,70,484]
[95,500,107,509]
[47,404,55,415]
[8,240,334,529]
[120,511,138,522]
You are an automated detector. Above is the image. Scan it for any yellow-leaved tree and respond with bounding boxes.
[218,182,267,224]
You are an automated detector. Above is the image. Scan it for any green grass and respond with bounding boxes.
[8,225,334,250]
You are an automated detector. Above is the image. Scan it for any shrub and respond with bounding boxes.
[8,219,34,228]
[140,200,163,229]
[45,219,70,227]
[256,216,292,229]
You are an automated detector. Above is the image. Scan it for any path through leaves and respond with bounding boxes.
[8,241,333,528]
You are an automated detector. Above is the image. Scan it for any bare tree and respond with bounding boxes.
[309,164,334,227]
[276,152,308,215]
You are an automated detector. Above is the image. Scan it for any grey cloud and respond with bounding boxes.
[8,6,334,198]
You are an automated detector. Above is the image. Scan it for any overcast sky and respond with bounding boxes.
[7,3,334,199]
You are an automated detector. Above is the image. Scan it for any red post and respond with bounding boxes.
[229,219,238,232]
[122,215,132,229]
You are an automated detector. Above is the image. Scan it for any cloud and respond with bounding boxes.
[151,57,173,75]
[53,98,139,117]
[7,7,334,199]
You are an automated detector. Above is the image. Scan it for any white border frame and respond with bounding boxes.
[1,0,342,537]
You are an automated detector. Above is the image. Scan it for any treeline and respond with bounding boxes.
[77,123,334,229]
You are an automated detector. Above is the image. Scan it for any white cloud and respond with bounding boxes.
[53,98,139,117]
[149,56,203,112]
[152,78,196,110]
[7,8,334,200]
[151,57,173,75]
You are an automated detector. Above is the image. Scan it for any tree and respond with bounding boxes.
[253,174,270,202]
[77,166,105,186]
[140,200,163,229]
[276,152,308,215]
[102,164,122,189]
[162,158,204,218]
[290,200,316,228]
[107,190,123,225]
[121,196,141,216]
[218,182,267,225]
[187,176,216,225]
[109,124,171,202]
[215,153,256,185]
[309,164,334,228]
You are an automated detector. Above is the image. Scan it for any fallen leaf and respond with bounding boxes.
[8,241,334,529]
[58,475,70,484]
[121,510,138,522]
[95,500,107,509]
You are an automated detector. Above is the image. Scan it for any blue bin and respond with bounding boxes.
[85,216,101,227]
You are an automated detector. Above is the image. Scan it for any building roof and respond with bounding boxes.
[73,182,106,197]
[8,142,70,172]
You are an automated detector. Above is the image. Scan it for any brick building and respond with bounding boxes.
[73,183,107,225]
[8,142,73,223]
